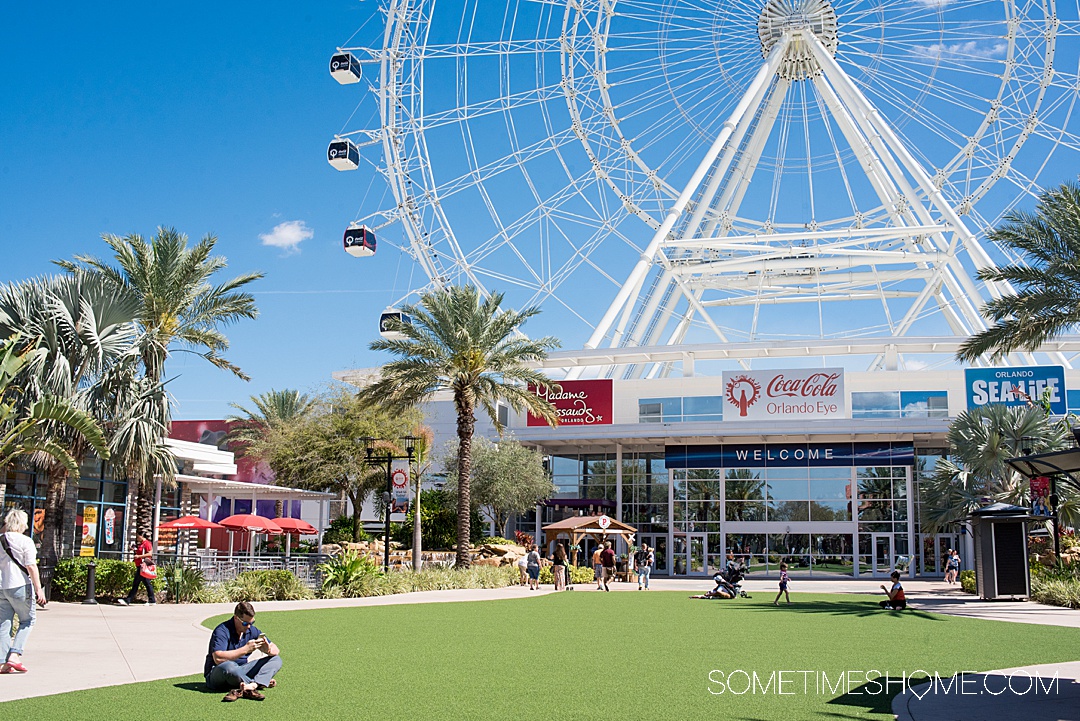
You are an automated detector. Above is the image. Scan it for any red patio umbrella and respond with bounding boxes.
[218,514,283,533]
[158,515,222,530]
[272,517,318,535]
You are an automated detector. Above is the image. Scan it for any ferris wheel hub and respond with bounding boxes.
[758,0,839,80]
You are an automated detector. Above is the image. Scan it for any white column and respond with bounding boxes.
[615,444,623,522]
[204,492,214,548]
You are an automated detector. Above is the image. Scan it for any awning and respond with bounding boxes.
[170,474,336,501]
[1005,449,1080,492]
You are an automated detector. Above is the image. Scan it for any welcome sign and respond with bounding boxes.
[721,368,846,421]
[527,379,613,426]
[965,365,1066,415]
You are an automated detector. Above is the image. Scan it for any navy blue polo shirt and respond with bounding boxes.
[204,618,266,678]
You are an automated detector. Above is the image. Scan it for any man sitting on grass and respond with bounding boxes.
[204,601,283,702]
[879,571,907,610]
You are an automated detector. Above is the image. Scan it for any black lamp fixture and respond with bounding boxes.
[359,434,417,571]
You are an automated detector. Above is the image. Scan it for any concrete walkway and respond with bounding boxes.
[1,576,1077,721]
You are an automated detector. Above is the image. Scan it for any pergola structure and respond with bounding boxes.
[1005,448,1080,564]
[542,515,638,567]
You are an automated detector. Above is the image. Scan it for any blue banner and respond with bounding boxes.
[666,442,914,468]
[964,366,1066,415]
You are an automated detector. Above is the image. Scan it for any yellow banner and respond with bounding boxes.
[79,506,98,557]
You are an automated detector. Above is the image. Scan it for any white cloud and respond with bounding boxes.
[259,220,313,254]
[914,39,1007,60]
[903,360,930,371]
[912,0,954,7]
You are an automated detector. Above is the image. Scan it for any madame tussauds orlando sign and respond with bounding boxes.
[722,368,845,421]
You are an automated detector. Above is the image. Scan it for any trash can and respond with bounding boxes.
[969,503,1031,600]
[38,562,54,602]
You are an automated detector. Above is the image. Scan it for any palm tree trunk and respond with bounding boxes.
[454,391,475,568]
[40,467,68,566]
[412,480,422,571]
[136,474,154,539]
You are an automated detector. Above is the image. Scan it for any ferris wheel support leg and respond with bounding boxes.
[806,33,1005,303]
[809,42,989,338]
[578,34,793,361]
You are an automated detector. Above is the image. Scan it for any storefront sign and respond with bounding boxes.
[965,366,1066,414]
[104,507,116,545]
[390,459,411,514]
[722,368,846,421]
[80,506,98,557]
[1030,476,1051,517]
[666,441,915,468]
[528,379,613,426]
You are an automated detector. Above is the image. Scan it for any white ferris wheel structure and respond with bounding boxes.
[329,0,1080,378]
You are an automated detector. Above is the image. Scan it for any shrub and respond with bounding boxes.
[958,569,976,594]
[319,564,517,598]
[161,563,207,603]
[323,516,368,545]
[52,557,165,602]
[476,536,516,546]
[318,550,381,591]
[394,489,484,549]
[1031,576,1080,608]
[539,564,595,585]
[220,570,315,602]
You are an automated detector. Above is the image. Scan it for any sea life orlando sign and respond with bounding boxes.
[722,368,846,421]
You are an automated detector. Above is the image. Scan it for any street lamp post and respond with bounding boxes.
[362,435,417,573]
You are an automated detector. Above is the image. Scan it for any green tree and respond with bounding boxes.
[58,227,263,536]
[248,388,421,542]
[357,285,561,567]
[444,436,555,537]
[958,180,1080,362]
[0,273,140,562]
[921,404,1077,531]
[0,337,110,498]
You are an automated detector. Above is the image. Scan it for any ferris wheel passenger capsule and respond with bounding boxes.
[329,52,362,84]
[379,308,413,340]
[343,223,376,257]
[327,138,360,171]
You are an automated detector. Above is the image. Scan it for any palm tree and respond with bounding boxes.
[957,180,1080,362]
[227,389,316,516]
[0,337,110,495]
[920,404,1077,531]
[57,227,263,536]
[0,273,140,563]
[357,285,561,567]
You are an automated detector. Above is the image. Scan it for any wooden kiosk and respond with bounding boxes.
[542,515,638,568]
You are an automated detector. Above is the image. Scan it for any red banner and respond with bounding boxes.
[528,379,613,427]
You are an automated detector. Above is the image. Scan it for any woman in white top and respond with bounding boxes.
[0,509,46,673]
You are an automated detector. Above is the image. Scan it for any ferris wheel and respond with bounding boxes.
[329,0,1080,375]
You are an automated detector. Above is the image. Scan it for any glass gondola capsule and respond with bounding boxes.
[327,138,360,171]
[379,308,413,340]
[329,52,362,84]
[343,222,376,257]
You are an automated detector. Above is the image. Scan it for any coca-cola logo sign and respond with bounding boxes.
[722,368,846,421]
[527,379,613,427]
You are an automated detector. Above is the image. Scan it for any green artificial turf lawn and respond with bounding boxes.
[8,592,1080,720]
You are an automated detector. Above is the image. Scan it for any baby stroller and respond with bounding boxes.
[710,561,751,599]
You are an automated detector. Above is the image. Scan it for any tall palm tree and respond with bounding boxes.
[957,180,1080,362]
[0,337,110,494]
[227,389,316,516]
[357,285,561,567]
[57,227,263,536]
[0,273,140,563]
[921,404,1076,531]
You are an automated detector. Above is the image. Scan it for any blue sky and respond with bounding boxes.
[0,2,401,419]
[3,1,1079,419]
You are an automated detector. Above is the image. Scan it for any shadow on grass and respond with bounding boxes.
[733,598,942,620]
[172,681,219,695]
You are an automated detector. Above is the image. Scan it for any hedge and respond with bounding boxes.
[52,557,165,602]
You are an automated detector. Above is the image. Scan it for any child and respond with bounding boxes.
[773,562,790,605]
[879,571,907,610]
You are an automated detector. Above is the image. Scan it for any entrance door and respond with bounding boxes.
[872,533,894,576]
[640,534,668,575]
[934,534,959,575]
[687,533,708,575]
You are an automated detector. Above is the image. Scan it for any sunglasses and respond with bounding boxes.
[240,619,254,627]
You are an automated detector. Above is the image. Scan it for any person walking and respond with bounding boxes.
[117,532,156,606]
[0,509,47,674]
[599,541,617,591]
[773,562,791,605]
[552,544,568,591]
[516,552,529,586]
[635,544,654,590]
[526,544,542,591]
[944,549,961,585]
[592,543,604,590]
